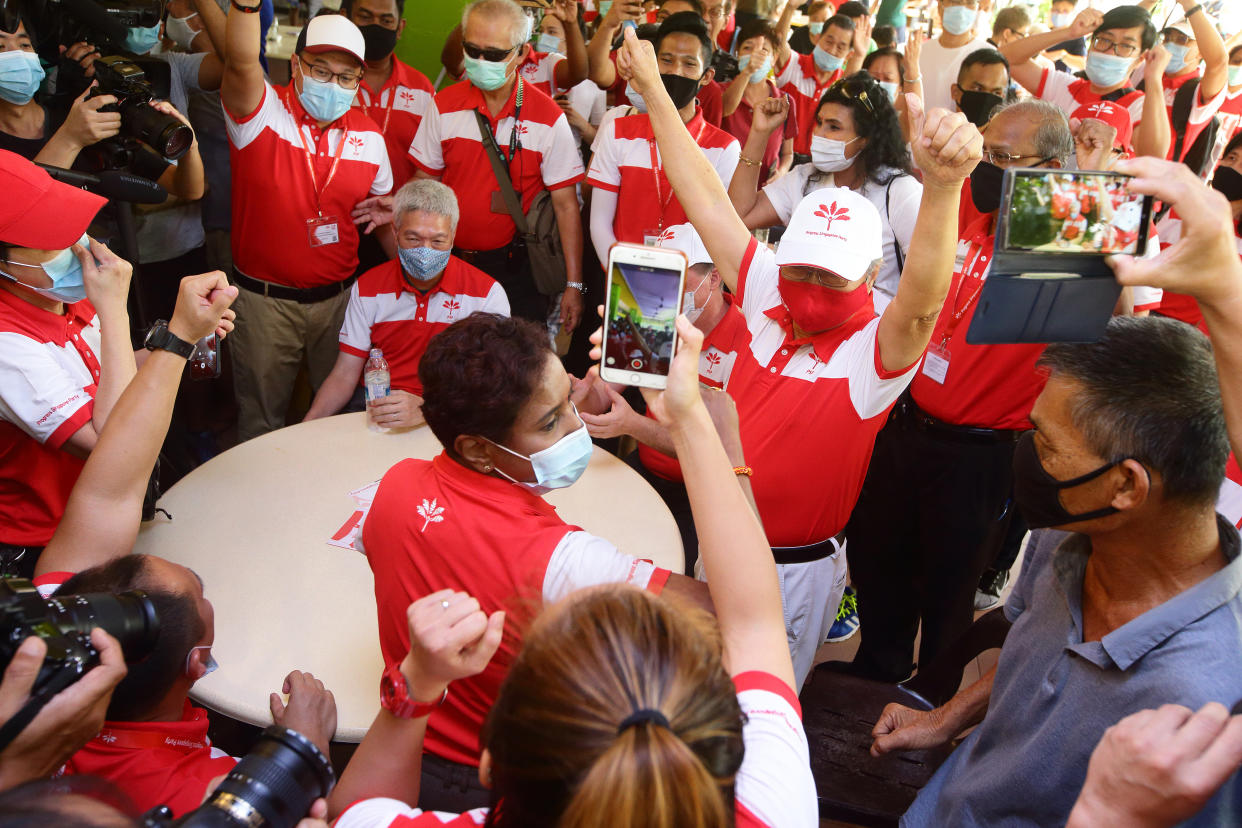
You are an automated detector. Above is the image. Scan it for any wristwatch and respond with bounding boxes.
[566,281,586,294]
[380,663,448,719]
[143,320,195,359]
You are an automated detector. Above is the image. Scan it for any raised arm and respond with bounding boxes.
[618,27,751,291]
[551,0,588,91]
[726,96,788,226]
[35,273,238,577]
[1133,44,1172,159]
[441,24,464,79]
[1182,0,1227,101]
[220,0,267,120]
[190,0,228,58]
[1000,8,1100,95]
[772,0,798,72]
[875,96,981,372]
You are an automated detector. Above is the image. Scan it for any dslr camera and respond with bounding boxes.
[89,55,194,163]
[0,577,159,699]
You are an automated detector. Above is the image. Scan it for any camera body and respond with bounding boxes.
[712,48,739,85]
[0,578,159,698]
[89,55,193,162]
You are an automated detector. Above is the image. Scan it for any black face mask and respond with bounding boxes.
[957,89,1004,128]
[1011,430,1130,529]
[661,72,702,110]
[1211,165,1242,203]
[359,24,398,61]
[970,160,1004,214]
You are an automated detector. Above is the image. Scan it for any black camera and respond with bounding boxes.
[142,726,337,828]
[89,55,193,161]
[712,48,739,85]
[0,577,160,698]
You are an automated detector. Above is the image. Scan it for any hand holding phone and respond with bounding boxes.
[601,242,687,389]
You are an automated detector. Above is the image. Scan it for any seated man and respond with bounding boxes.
[305,179,509,429]
[29,272,337,818]
[873,158,1242,827]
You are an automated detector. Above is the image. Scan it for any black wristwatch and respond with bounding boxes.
[143,320,195,359]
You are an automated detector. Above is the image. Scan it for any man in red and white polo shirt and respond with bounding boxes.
[1001,5,1171,160]
[579,223,750,572]
[305,180,509,426]
[222,12,392,442]
[0,152,136,580]
[1213,44,1242,163]
[344,0,434,190]
[586,13,739,260]
[410,0,585,332]
[773,10,856,158]
[1155,11,1227,168]
[619,22,982,686]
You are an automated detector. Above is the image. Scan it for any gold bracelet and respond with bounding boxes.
[738,155,761,167]
[733,465,753,478]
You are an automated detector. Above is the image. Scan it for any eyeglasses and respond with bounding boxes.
[298,56,362,89]
[463,41,517,62]
[781,266,850,288]
[831,78,876,118]
[1090,36,1139,58]
[981,149,1055,167]
[1162,31,1191,47]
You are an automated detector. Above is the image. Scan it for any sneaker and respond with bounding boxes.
[974,568,1011,611]
[826,586,860,643]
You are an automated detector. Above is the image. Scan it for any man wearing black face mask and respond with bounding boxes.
[586,12,739,262]
[952,48,1011,129]
[343,0,433,190]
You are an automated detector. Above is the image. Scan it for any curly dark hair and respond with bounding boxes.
[816,71,912,183]
[419,313,555,458]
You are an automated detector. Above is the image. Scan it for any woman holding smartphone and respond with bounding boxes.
[331,315,818,828]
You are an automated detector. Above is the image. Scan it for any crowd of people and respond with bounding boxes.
[2,0,1242,825]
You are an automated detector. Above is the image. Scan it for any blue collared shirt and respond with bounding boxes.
[904,516,1242,827]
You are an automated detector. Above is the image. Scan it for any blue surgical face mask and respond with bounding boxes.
[398,245,451,282]
[536,32,561,55]
[298,74,357,122]
[941,6,977,36]
[1049,11,1071,28]
[0,233,89,303]
[739,53,772,84]
[124,23,161,54]
[681,270,711,323]
[809,21,825,36]
[625,85,648,112]
[1164,42,1189,75]
[0,50,45,105]
[1231,64,1242,88]
[813,44,844,74]
[488,404,593,495]
[463,54,513,91]
[1085,50,1134,88]
[879,79,899,101]
[185,645,219,678]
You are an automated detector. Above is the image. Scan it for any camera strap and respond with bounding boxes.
[292,122,349,217]
[90,726,207,752]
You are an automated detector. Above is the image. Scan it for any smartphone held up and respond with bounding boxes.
[601,242,687,389]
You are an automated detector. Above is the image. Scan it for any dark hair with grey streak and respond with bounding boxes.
[1038,316,1228,507]
[989,98,1074,165]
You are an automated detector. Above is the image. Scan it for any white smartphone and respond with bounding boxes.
[601,242,687,390]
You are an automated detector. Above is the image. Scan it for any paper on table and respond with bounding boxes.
[327,480,382,552]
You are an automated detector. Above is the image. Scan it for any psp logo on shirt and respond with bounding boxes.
[343,134,366,159]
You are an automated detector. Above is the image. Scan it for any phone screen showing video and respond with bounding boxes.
[604,260,682,378]
[1005,171,1149,256]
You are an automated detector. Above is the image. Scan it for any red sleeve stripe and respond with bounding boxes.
[340,343,369,358]
[46,400,94,449]
[737,236,759,304]
[224,84,267,125]
[872,334,920,381]
[645,566,671,596]
[733,670,802,719]
[584,177,619,193]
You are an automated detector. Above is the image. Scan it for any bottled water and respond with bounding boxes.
[364,348,390,433]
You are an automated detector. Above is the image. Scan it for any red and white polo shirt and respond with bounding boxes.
[339,256,510,396]
[1162,69,1226,165]
[518,50,566,98]
[224,80,393,289]
[0,291,100,546]
[410,78,584,252]
[361,453,671,767]
[333,671,817,828]
[61,699,238,817]
[1219,454,1242,529]
[354,57,434,189]
[727,238,918,548]
[775,52,842,155]
[586,109,739,243]
[640,295,751,482]
[1035,68,1145,132]
[1216,89,1242,156]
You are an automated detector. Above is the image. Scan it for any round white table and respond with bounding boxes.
[132,413,683,742]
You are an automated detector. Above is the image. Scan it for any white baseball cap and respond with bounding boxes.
[775,187,882,282]
[297,15,367,65]
[1164,19,1194,39]
[654,223,712,267]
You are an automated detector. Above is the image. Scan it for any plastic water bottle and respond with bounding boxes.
[364,348,390,433]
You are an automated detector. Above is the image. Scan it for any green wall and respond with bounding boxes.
[396,0,466,87]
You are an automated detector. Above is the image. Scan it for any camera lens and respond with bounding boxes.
[46,590,160,663]
[179,726,335,827]
[123,101,194,161]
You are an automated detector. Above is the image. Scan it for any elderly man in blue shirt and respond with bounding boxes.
[871,155,1242,827]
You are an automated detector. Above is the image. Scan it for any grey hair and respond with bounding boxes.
[462,0,533,50]
[1038,316,1228,507]
[990,98,1075,165]
[393,179,460,231]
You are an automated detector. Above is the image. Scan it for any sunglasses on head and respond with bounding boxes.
[463,41,518,62]
[832,78,877,118]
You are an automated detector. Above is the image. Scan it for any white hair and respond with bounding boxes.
[461,0,533,50]
[393,179,460,231]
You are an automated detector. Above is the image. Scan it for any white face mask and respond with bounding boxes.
[185,645,218,678]
[811,134,861,172]
[165,12,199,51]
[485,403,594,495]
[625,85,648,112]
[682,270,712,323]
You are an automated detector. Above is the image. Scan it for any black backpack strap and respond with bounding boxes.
[1169,76,1201,164]
[885,176,904,274]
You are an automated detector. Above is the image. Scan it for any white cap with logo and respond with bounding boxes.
[298,15,367,65]
[654,223,713,267]
[775,187,883,282]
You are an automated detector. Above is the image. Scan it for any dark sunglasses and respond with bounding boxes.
[463,41,517,62]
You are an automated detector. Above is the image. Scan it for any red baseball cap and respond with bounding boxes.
[1071,100,1134,156]
[0,151,105,251]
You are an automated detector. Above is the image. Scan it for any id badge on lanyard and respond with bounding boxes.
[295,122,348,247]
[922,241,985,385]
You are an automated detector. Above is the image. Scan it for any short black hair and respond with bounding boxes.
[834,1,868,19]
[736,18,779,52]
[1039,316,1228,507]
[821,13,856,35]
[655,10,714,70]
[659,0,705,15]
[1096,5,1158,52]
[1229,43,1242,62]
[863,46,905,82]
[57,555,206,722]
[872,24,896,49]
[958,47,1011,85]
[993,5,1030,36]
[339,0,406,18]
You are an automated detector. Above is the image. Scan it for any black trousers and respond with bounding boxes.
[417,752,491,813]
[453,244,547,324]
[845,401,1018,690]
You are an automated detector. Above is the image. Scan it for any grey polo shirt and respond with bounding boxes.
[903,515,1242,827]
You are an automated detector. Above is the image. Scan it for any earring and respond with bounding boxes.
[483,464,493,473]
